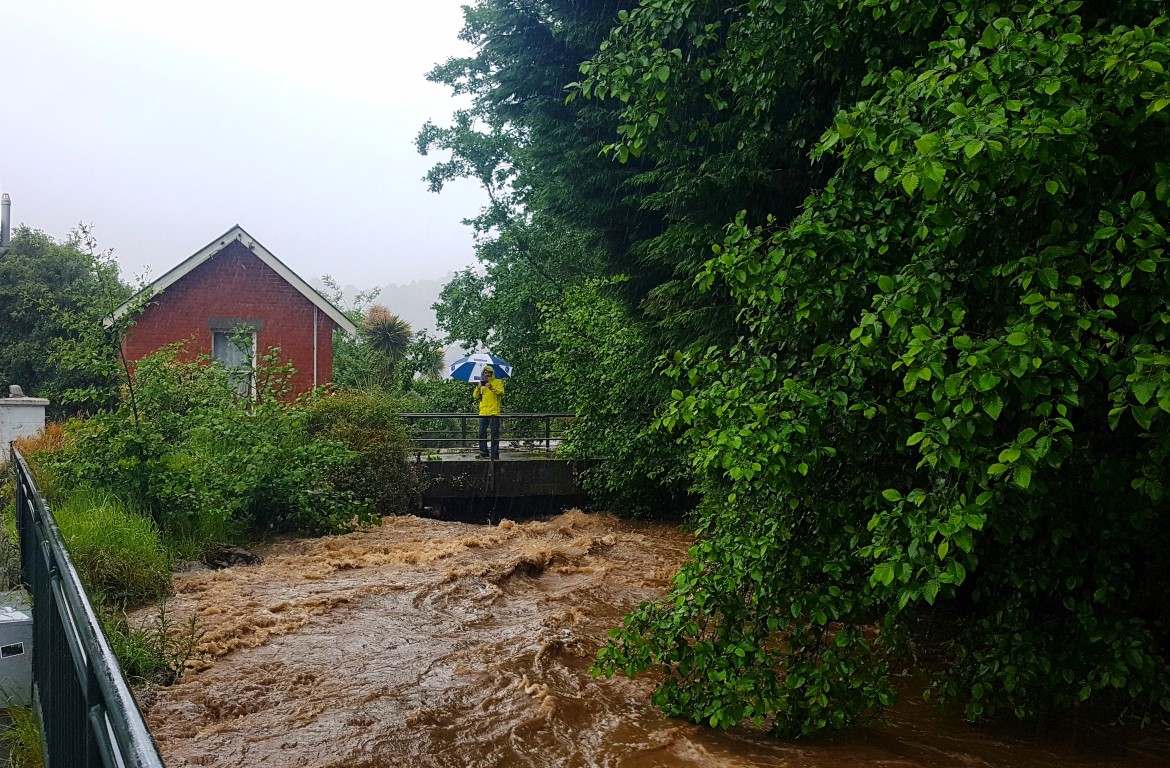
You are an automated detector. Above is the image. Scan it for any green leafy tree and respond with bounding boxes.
[0,225,130,414]
[402,329,447,383]
[422,0,693,501]
[318,277,408,392]
[593,0,1170,735]
[544,278,691,514]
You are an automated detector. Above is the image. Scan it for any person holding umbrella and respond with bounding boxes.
[473,365,505,459]
[449,352,512,459]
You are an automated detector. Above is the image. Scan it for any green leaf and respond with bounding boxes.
[983,393,1004,420]
[914,134,939,156]
[875,165,891,183]
[901,172,920,195]
[1133,406,1157,431]
[1132,379,1158,405]
[877,275,896,292]
[1013,464,1032,489]
[656,64,670,83]
[974,372,1002,392]
[1006,332,1029,346]
[882,488,903,502]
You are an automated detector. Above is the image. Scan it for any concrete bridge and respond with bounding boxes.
[401,413,591,520]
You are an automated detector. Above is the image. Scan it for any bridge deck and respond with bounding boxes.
[412,452,590,521]
[405,414,589,519]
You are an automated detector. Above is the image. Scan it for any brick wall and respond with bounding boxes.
[122,240,336,398]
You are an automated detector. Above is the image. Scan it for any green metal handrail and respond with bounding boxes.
[11,446,165,768]
[400,412,576,456]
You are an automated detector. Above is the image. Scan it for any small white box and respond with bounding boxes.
[0,590,33,708]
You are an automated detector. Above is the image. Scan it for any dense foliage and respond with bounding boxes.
[42,343,376,540]
[302,389,422,517]
[420,0,694,510]
[426,0,1170,735]
[589,0,1170,734]
[0,225,130,414]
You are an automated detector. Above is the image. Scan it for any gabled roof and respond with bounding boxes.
[107,225,358,336]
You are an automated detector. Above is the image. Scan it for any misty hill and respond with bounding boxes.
[368,275,451,336]
[313,274,450,336]
[313,273,471,367]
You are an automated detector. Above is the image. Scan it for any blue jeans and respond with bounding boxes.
[478,415,500,459]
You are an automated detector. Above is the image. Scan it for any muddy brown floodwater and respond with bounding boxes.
[140,511,1170,768]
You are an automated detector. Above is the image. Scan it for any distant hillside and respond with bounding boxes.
[368,275,451,336]
[310,274,448,334]
[314,273,470,367]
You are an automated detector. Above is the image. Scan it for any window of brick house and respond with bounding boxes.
[211,329,256,396]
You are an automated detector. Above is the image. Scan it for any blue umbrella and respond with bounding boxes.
[448,353,513,383]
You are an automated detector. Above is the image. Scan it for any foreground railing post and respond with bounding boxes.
[10,446,166,768]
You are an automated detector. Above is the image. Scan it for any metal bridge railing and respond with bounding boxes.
[11,446,165,768]
[400,413,576,458]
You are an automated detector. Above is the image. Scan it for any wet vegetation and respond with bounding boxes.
[2,0,1169,748]
[7,331,423,684]
[0,705,45,768]
[418,0,1170,737]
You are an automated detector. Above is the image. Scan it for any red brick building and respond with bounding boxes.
[109,225,357,397]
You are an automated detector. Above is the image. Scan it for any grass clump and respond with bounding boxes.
[0,706,45,768]
[101,600,203,686]
[50,491,169,608]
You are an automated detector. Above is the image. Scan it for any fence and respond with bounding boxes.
[11,446,165,768]
[401,413,575,457]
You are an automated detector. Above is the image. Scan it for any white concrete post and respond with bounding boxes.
[0,391,49,454]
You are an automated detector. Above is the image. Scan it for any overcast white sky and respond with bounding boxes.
[0,1,487,288]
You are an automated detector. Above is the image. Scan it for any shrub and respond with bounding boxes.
[42,343,373,539]
[402,378,473,414]
[302,389,422,516]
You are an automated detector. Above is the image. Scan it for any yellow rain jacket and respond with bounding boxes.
[474,378,505,416]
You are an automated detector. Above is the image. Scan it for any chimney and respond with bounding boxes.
[0,193,10,257]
